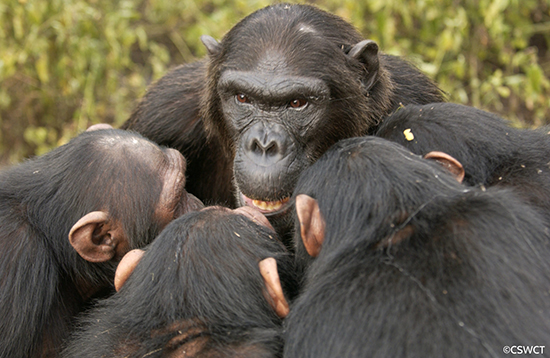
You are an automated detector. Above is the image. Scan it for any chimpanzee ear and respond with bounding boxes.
[114,249,145,292]
[295,194,325,257]
[86,123,113,131]
[259,258,289,318]
[201,35,221,56]
[424,151,465,183]
[348,39,380,93]
[68,211,127,263]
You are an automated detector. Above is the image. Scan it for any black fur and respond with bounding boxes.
[62,208,298,358]
[0,129,190,357]
[285,137,550,358]
[376,102,550,221]
[122,60,235,207]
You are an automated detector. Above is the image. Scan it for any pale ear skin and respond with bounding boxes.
[424,151,465,183]
[114,249,145,292]
[295,194,325,257]
[259,258,289,318]
[86,123,113,131]
[68,211,129,263]
[200,35,221,56]
[348,39,380,93]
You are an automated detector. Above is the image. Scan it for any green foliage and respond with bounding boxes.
[323,0,550,126]
[0,0,549,164]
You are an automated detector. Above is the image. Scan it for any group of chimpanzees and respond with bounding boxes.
[1,3,549,358]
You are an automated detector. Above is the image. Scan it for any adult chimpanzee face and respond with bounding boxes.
[202,4,383,223]
[217,52,331,214]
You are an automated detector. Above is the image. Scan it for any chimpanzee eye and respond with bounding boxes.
[236,94,250,104]
[289,98,308,108]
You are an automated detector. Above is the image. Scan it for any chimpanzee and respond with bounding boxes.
[375,102,550,222]
[0,128,203,358]
[122,3,444,236]
[285,136,550,358]
[61,206,297,358]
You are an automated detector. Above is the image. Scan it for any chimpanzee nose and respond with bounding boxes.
[243,122,289,166]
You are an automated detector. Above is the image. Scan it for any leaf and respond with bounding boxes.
[35,53,50,83]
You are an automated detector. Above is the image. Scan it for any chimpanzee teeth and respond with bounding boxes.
[252,198,289,212]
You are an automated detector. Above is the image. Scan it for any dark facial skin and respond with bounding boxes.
[212,31,361,216]
[219,66,331,212]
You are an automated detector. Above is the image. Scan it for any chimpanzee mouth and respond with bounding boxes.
[240,193,291,215]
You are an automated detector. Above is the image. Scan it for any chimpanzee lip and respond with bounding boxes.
[240,193,291,216]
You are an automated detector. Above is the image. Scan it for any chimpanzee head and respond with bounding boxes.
[291,136,465,270]
[62,206,297,358]
[6,128,203,286]
[200,3,391,221]
[0,128,205,357]
[64,129,203,265]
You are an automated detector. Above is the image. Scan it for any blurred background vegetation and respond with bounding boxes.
[0,0,549,165]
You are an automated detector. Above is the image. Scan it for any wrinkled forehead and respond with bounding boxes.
[222,23,336,73]
[254,49,288,73]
